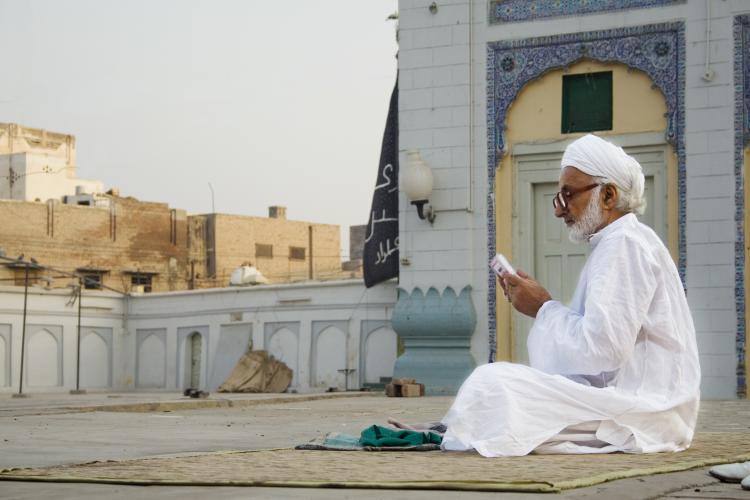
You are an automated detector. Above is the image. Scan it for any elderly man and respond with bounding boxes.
[440,134,701,457]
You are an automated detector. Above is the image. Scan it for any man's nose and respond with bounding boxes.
[554,204,566,218]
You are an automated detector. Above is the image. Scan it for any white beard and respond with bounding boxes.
[568,187,604,243]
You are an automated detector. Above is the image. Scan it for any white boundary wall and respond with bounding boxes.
[0,280,397,393]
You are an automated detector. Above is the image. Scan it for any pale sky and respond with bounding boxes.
[0,0,399,259]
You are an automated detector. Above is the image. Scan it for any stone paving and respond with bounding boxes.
[0,392,748,499]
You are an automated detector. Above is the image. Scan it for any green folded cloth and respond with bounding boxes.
[358,425,443,447]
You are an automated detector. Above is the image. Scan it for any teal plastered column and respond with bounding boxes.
[391,286,477,395]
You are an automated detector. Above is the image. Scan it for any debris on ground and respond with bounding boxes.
[385,378,425,397]
[218,350,293,393]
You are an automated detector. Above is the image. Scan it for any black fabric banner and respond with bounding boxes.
[363,78,399,288]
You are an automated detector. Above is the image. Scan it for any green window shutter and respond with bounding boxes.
[561,71,613,133]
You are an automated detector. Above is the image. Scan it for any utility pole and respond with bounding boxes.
[8,166,15,200]
[70,278,85,395]
[12,262,30,398]
[208,182,215,213]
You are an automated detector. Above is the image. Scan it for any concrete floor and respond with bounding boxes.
[0,393,748,499]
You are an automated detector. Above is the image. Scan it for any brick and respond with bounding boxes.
[691,307,737,332]
[451,64,471,86]
[685,87,710,109]
[399,88,433,111]
[400,383,424,397]
[431,66,453,87]
[428,188,452,208]
[451,106,470,127]
[686,221,710,244]
[452,23,470,45]
[398,70,415,90]
[401,108,451,131]
[685,107,732,133]
[412,26,452,49]
[707,85,732,107]
[696,332,736,356]
[451,146,470,167]
[707,220,737,243]
[433,126,469,147]
[686,242,734,266]
[412,67,435,89]
[451,189,470,209]
[686,285,735,309]
[685,62,732,89]
[433,168,469,189]
[685,197,733,222]
[385,383,399,397]
[432,250,471,270]
[428,4,470,26]
[451,229,472,250]
[392,377,416,385]
[398,11,437,30]
[698,354,736,378]
[700,376,738,399]
[686,152,733,176]
[706,130,733,153]
[421,147,453,167]
[398,48,433,70]
[689,174,734,199]
[400,129,434,149]
[433,45,469,66]
[433,85,470,108]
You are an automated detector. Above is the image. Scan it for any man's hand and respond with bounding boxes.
[500,270,552,318]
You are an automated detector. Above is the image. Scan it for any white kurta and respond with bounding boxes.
[442,214,701,457]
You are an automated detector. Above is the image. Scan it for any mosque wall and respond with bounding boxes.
[0,279,397,394]
[397,0,750,398]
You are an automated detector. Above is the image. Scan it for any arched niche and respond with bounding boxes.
[81,328,112,388]
[264,322,300,387]
[311,321,348,390]
[176,326,209,390]
[26,325,63,387]
[0,324,10,387]
[136,329,166,388]
[0,333,7,387]
[362,324,397,385]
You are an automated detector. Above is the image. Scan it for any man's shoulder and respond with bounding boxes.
[596,218,665,262]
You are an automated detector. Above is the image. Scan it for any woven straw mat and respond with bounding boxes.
[2,432,749,492]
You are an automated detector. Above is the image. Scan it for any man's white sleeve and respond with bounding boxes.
[527,234,658,376]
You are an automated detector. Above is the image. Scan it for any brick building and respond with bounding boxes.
[0,198,346,292]
[0,124,348,292]
[189,207,344,288]
[0,196,188,292]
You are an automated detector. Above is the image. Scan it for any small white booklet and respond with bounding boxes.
[489,253,516,276]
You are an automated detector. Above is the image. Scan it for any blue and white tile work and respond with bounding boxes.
[734,14,749,398]
[486,23,686,363]
[489,0,684,25]
[397,0,750,399]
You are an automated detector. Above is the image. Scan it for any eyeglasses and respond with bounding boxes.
[552,183,601,210]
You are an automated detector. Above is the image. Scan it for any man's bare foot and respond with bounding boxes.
[387,418,446,433]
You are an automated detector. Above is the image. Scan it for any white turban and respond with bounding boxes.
[561,134,646,214]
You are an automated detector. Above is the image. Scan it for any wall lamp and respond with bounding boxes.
[403,150,436,224]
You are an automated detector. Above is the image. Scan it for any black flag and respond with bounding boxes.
[363,78,399,288]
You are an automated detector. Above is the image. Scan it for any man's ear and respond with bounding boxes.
[602,184,618,209]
